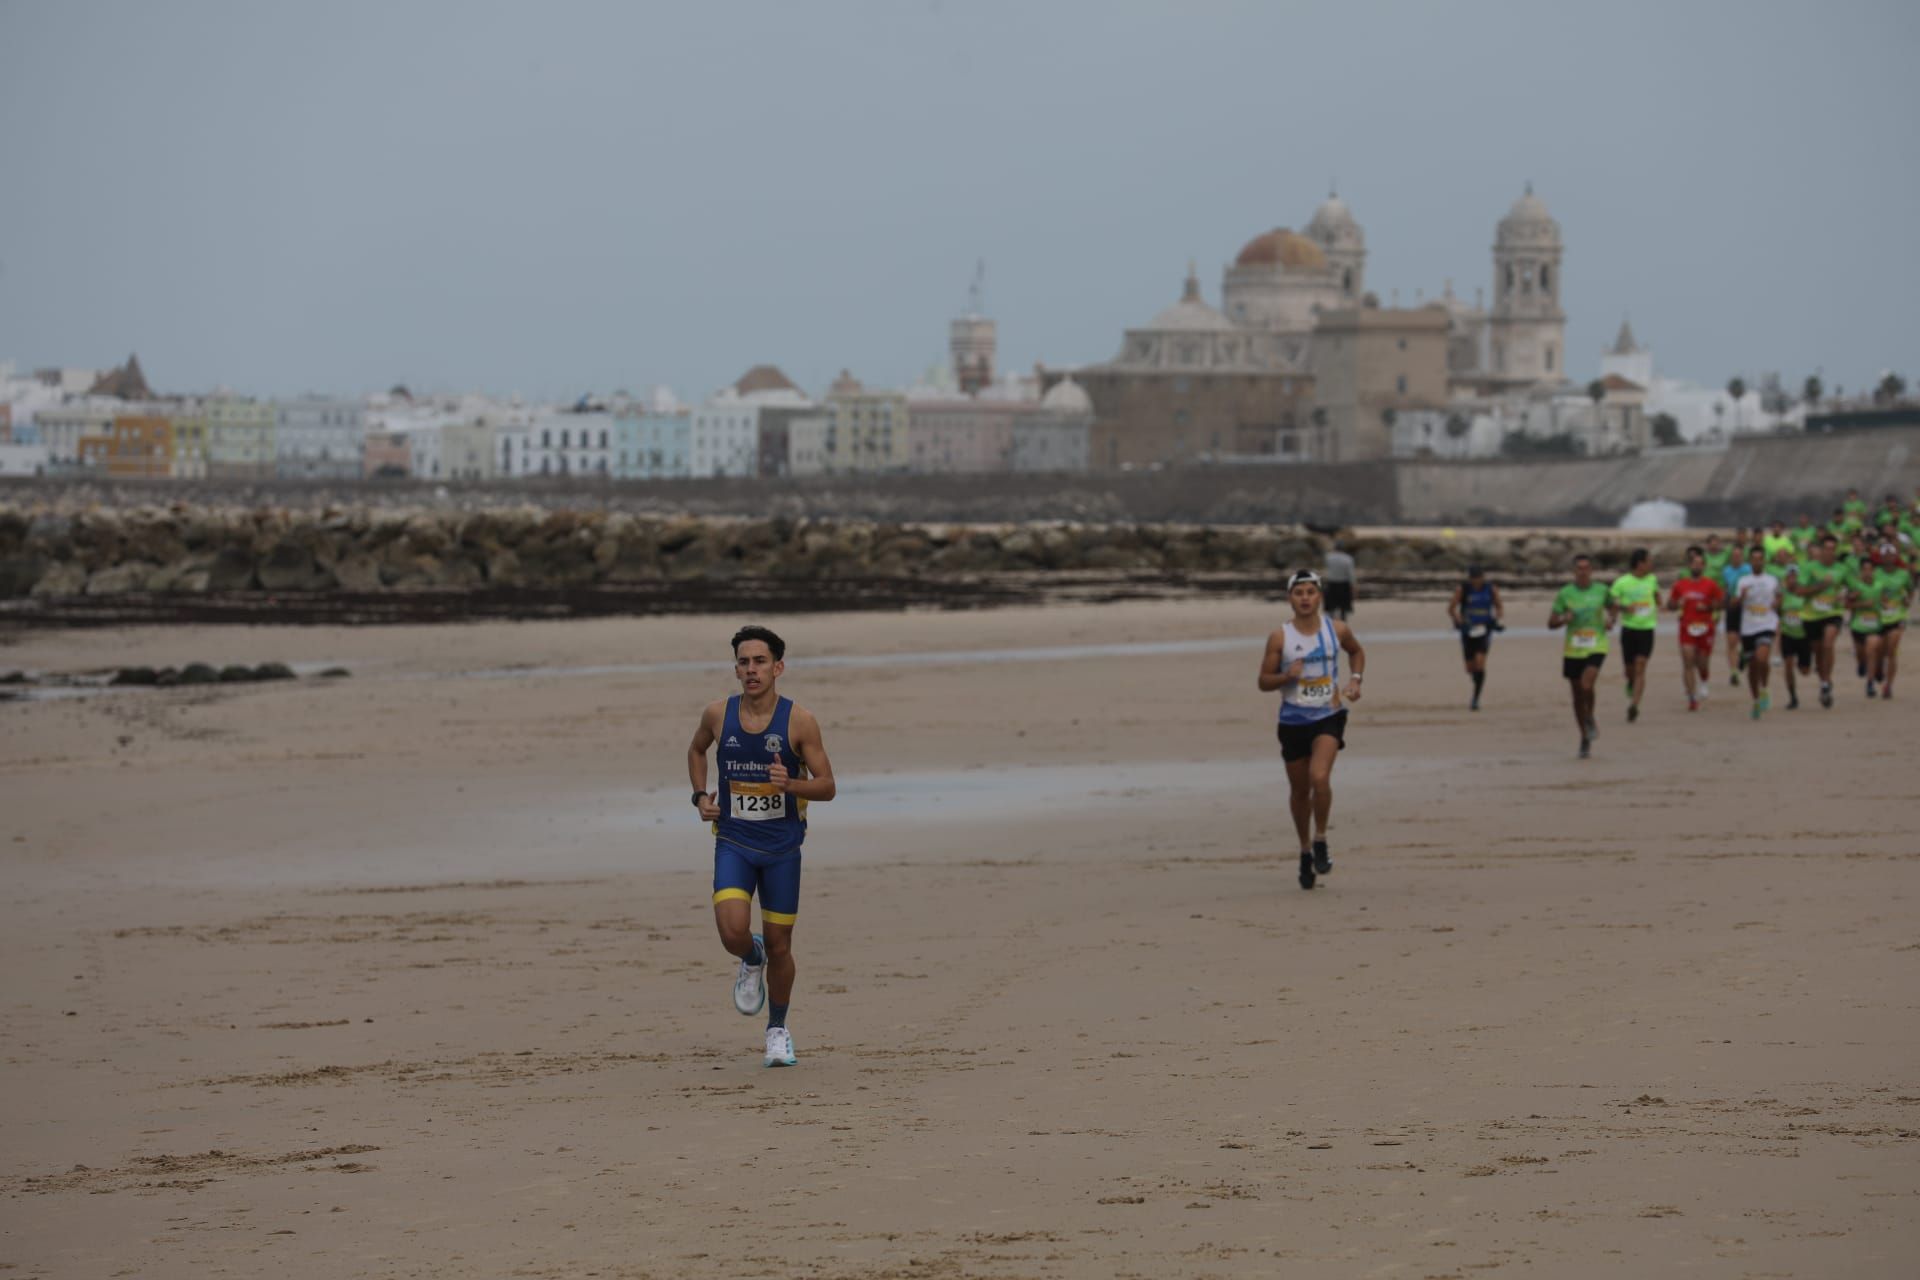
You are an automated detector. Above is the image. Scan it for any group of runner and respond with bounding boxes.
[1538,488,1917,757]
[685,488,1915,1066]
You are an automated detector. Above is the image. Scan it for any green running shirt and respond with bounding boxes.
[1608,572,1661,631]
[1553,582,1612,658]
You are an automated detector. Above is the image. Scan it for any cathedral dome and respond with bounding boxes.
[1306,195,1363,249]
[1041,377,1092,415]
[1234,228,1327,271]
[1149,266,1234,331]
[1497,185,1561,245]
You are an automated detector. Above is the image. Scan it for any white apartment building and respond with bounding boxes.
[528,410,613,477]
[34,399,121,469]
[691,392,762,478]
[276,396,366,480]
[495,423,533,478]
[786,415,833,477]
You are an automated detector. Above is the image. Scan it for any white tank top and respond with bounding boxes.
[1278,616,1341,725]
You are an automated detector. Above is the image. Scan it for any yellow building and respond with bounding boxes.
[169,402,209,478]
[205,396,276,479]
[822,370,908,474]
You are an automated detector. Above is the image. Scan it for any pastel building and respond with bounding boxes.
[276,396,365,480]
[617,409,692,479]
[168,402,209,478]
[205,396,276,479]
[362,431,414,478]
[821,370,908,474]
[440,419,495,480]
[905,391,1014,474]
[787,414,832,477]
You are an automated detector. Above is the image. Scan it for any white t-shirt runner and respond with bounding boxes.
[1735,573,1781,636]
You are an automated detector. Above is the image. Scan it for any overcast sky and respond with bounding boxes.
[2,0,1915,403]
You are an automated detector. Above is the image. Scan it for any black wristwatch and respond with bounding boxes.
[691,790,709,808]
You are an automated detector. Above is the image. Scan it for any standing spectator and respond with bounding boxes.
[1322,540,1357,619]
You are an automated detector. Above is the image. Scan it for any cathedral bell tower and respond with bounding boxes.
[950,260,996,395]
[1488,185,1566,386]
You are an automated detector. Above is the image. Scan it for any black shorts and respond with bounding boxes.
[1741,630,1776,654]
[1620,628,1655,662]
[1884,620,1906,636]
[1780,631,1811,666]
[1803,615,1840,642]
[1726,604,1743,633]
[1562,653,1607,681]
[1323,582,1354,615]
[1277,710,1348,763]
[1460,630,1492,659]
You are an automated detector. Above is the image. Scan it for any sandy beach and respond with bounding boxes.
[2,596,1915,1278]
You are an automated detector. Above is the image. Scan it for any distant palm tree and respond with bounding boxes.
[1727,377,1747,432]
[1802,374,1823,408]
[1876,372,1907,405]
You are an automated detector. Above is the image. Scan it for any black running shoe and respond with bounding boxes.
[1788,693,1799,710]
[1820,683,1833,709]
[1627,704,1640,723]
[1298,851,1316,890]
[1578,735,1591,759]
[1312,839,1332,876]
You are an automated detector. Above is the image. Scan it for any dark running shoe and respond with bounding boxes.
[1312,839,1332,876]
[1298,850,1316,890]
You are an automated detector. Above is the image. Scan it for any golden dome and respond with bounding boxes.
[1234,228,1327,270]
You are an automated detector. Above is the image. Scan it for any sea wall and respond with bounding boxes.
[6,425,1914,530]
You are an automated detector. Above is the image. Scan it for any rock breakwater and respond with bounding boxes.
[0,503,1689,606]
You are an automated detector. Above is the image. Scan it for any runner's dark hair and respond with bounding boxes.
[1573,553,1592,565]
[731,625,786,660]
[1630,547,1651,570]
[1686,544,1704,558]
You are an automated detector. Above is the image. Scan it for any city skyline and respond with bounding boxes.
[2,0,1916,402]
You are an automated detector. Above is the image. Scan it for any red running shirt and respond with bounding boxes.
[1668,575,1724,642]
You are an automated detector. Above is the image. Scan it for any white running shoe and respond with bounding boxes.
[732,935,767,1016]
[765,1025,797,1067]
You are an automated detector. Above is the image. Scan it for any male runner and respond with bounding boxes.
[1786,534,1847,708]
[1846,557,1892,698]
[1447,564,1503,710]
[1665,545,1724,711]
[1874,547,1911,699]
[1762,520,1795,562]
[1843,488,1868,528]
[1549,554,1617,758]
[1732,544,1781,719]
[1790,514,1820,552]
[1721,537,1755,683]
[1259,569,1366,890]
[687,625,836,1068]
[1773,544,1809,710]
[1703,532,1731,583]
[1608,548,1660,721]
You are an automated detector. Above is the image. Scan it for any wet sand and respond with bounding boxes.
[2,598,1915,1277]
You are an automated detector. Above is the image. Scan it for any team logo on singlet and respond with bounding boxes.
[763,734,784,755]
[725,736,740,747]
